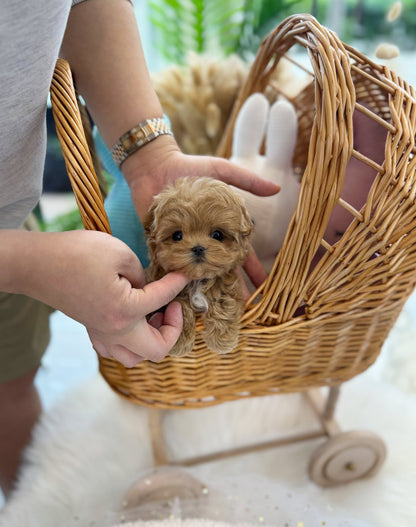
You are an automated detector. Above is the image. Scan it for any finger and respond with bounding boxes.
[148,302,181,332]
[90,333,145,367]
[136,272,190,316]
[149,302,183,354]
[207,157,280,196]
[100,235,147,290]
[111,345,145,368]
[108,301,183,363]
[91,339,112,359]
[134,302,184,362]
[148,311,164,329]
[101,327,167,364]
[155,301,184,347]
[243,247,268,288]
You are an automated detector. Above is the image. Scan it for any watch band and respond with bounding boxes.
[111,117,173,168]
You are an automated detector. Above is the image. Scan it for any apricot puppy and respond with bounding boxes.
[143,177,253,356]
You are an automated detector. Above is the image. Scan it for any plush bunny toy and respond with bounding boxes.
[230,93,300,273]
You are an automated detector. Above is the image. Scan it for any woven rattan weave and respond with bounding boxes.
[50,14,416,410]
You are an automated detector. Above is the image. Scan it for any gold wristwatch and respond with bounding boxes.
[111,117,173,168]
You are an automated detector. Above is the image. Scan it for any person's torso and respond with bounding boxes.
[0,0,72,228]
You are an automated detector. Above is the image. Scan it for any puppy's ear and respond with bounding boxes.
[239,203,254,257]
[142,202,159,261]
[142,202,157,238]
[240,203,253,238]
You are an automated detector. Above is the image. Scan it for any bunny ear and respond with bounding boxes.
[265,99,298,169]
[231,93,269,158]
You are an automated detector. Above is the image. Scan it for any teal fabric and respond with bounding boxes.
[93,128,150,267]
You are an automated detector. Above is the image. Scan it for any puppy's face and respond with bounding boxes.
[144,177,253,280]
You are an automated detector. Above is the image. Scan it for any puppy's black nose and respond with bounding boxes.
[192,245,206,258]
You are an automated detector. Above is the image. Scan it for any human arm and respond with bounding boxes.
[60,0,279,222]
[0,229,190,367]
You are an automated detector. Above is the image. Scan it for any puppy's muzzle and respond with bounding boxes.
[191,245,206,261]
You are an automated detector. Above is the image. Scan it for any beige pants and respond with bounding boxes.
[0,214,53,384]
[0,291,53,383]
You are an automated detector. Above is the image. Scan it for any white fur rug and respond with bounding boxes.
[111,522,272,527]
[1,295,416,527]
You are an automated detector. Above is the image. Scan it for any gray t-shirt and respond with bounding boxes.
[0,0,85,229]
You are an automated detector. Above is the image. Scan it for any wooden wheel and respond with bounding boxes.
[308,431,387,487]
[121,467,206,511]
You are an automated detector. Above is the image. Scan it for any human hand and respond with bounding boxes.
[8,230,190,367]
[121,135,280,222]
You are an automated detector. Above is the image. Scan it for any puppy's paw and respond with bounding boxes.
[169,302,196,357]
[203,323,240,354]
[169,329,195,357]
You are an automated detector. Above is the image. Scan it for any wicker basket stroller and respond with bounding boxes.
[50,14,416,487]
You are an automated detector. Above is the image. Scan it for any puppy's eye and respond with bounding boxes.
[210,230,224,242]
[172,230,183,241]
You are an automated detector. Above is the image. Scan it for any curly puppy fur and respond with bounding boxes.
[143,177,253,357]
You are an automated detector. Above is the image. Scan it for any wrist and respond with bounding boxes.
[120,133,181,221]
[111,117,173,169]
[121,133,180,185]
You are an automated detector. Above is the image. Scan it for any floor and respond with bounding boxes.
[35,310,98,410]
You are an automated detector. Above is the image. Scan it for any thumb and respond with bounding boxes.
[135,272,191,316]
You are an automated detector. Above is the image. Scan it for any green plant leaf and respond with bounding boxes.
[148,0,303,62]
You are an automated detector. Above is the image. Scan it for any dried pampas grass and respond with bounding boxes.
[152,53,248,155]
[152,53,290,156]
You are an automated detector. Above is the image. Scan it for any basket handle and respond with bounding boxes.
[50,58,112,234]
[218,15,356,325]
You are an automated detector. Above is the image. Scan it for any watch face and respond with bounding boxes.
[112,118,172,166]
[122,127,147,152]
